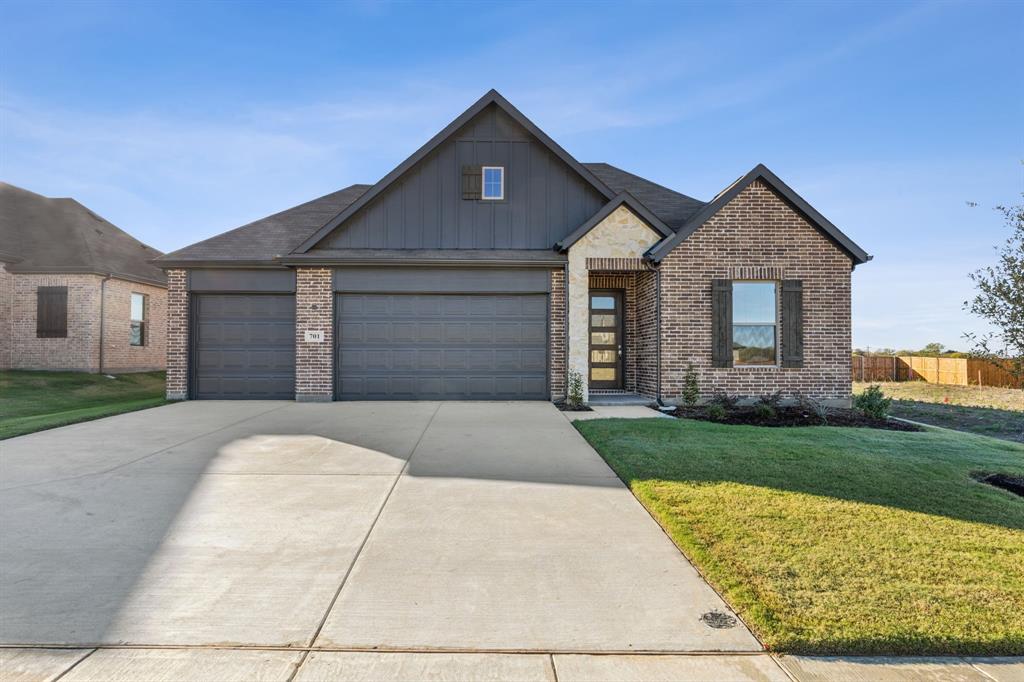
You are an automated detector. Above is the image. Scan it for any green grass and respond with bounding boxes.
[854,382,1023,442]
[575,417,1024,655]
[0,370,167,439]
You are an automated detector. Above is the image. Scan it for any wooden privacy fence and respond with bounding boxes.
[851,355,1022,388]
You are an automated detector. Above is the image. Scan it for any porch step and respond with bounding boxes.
[587,393,656,406]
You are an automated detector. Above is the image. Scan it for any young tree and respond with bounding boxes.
[963,200,1024,379]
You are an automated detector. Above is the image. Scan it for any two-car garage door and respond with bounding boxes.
[189,268,551,401]
[335,293,548,400]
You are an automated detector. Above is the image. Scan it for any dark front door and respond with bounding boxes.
[589,290,623,389]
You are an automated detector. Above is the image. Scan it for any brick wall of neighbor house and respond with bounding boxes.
[100,278,167,373]
[636,270,659,398]
[549,268,566,401]
[165,269,189,399]
[295,267,333,401]
[0,263,13,369]
[9,272,104,371]
[589,272,638,392]
[659,179,853,403]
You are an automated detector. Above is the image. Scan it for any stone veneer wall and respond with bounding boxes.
[658,179,853,403]
[295,267,334,401]
[549,268,567,401]
[567,206,661,398]
[165,269,189,399]
[100,278,167,373]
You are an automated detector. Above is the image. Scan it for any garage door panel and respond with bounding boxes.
[193,294,295,400]
[336,293,547,400]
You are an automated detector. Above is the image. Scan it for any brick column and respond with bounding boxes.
[549,269,566,401]
[295,267,333,402]
[165,269,189,400]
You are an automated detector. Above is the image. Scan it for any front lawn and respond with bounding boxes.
[854,382,1023,443]
[575,417,1024,655]
[0,370,167,439]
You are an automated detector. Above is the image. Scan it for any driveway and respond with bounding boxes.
[1,401,762,679]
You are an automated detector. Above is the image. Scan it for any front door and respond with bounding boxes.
[589,290,623,389]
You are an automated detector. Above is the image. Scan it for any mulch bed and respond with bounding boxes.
[555,402,594,412]
[974,473,1024,498]
[670,405,923,432]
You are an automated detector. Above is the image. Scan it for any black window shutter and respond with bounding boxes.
[461,165,482,200]
[711,279,732,367]
[781,279,804,368]
[37,286,68,338]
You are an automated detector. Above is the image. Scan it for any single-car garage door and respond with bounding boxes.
[335,293,547,400]
[192,294,295,399]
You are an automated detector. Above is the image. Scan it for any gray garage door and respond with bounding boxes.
[335,293,548,400]
[192,294,295,399]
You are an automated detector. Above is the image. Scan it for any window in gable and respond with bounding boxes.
[482,166,504,200]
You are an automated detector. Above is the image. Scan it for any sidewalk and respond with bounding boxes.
[3,647,1022,681]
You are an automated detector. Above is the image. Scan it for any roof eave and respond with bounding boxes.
[645,164,871,265]
[556,192,674,252]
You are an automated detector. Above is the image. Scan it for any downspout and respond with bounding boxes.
[563,261,570,400]
[655,266,662,404]
[98,274,112,374]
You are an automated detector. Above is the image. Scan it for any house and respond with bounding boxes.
[0,183,167,373]
[155,90,870,404]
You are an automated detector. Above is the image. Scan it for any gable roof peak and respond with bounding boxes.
[293,89,616,253]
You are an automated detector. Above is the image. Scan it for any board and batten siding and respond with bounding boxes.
[318,104,606,250]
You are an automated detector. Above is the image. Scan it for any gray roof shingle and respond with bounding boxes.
[0,182,166,285]
[157,185,371,264]
[583,163,705,230]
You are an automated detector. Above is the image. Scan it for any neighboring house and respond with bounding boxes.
[155,90,870,404]
[0,183,167,373]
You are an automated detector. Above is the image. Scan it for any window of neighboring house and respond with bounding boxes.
[732,281,777,365]
[481,166,504,200]
[130,292,147,347]
[36,286,68,338]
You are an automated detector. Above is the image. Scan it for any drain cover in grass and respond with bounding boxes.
[700,610,738,629]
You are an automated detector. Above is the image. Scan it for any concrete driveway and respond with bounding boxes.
[1,401,765,680]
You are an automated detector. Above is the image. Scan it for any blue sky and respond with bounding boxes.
[2,0,1021,351]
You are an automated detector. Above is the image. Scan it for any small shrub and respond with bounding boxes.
[709,391,741,410]
[854,384,892,420]
[681,364,700,407]
[795,392,830,425]
[753,403,777,421]
[567,369,585,409]
[756,390,784,409]
[706,404,728,421]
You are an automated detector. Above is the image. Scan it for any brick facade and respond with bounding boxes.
[549,268,566,400]
[165,269,189,399]
[657,179,853,404]
[295,267,334,401]
[635,270,659,398]
[0,264,166,374]
[100,278,167,373]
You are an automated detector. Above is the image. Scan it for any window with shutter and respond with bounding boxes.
[732,281,777,366]
[781,280,804,367]
[711,279,732,367]
[37,286,68,338]
[461,165,482,200]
